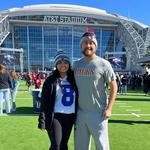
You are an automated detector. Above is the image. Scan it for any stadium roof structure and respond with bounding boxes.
[0,4,150,72]
[0,4,148,29]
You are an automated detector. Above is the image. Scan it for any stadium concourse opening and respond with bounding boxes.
[137,56,150,74]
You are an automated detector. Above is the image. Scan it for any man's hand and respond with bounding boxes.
[102,108,112,120]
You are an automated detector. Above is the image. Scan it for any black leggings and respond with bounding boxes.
[47,113,75,150]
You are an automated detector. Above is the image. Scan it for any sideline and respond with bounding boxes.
[1,113,150,117]
[0,114,39,116]
[112,113,150,116]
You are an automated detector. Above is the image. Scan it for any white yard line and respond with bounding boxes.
[112,114,150,116]
[116,101,126,104]
[131,113,140,117]
[119,106,132,108]
[16,98,32,100]
[126,109,141,112]
[1,113,150,116]
[112,114,134,116]
[138,114,150,116]
[0,114,38,116]
[1,113,150,117]
[115,103,127,105]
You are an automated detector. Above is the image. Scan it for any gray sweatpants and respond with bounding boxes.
[74,110,110,150]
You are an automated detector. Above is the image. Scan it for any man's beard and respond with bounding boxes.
[81,49,92,57]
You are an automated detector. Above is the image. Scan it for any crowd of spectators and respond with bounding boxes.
[0,64,49,114]
[1,63,150,114]
[0,64,20,114]
[116,72,150,95]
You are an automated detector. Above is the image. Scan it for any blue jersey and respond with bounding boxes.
[54,76,76,114]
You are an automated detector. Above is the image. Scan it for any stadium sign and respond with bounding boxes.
[44,16,87,24]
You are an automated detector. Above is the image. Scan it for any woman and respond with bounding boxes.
[10,71,20,112]
[0,64,12,114]
[38,51,78,150]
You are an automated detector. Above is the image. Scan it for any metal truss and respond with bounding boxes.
[116,19,146,71]
[120,19,145,58]
[0,15,10,46]
[144,27,150,55]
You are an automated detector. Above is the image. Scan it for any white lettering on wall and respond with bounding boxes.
[44,16,87,24]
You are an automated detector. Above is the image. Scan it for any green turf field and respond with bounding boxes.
[0,81,150,150]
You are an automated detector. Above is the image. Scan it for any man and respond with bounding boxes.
[73,31,118,150]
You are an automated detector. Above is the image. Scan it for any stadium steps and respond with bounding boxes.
[0,15,10,46]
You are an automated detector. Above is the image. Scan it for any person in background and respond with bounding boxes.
[0,64,12,114]
[73,31,117,150]
[35,74,42,89]
[10,71,20,112]
[120,74,128,95]
[31,72,37,85]
[115,72,121,94]
[144,73,150,95]
[38,51,78,150]
[25,72,32,91]
[143,72,149,95]
[41,72,46,80]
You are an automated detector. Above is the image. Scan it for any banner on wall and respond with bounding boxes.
[0,53,20,65]
[108,57,126,69]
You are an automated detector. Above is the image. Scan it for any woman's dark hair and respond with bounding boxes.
[52,64,77,90]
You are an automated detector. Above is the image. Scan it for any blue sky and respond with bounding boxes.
[0,0,150,26]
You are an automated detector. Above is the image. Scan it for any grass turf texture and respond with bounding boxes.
[0,81,150,150]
